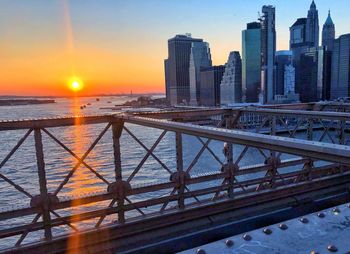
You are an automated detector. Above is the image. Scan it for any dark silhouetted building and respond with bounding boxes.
[260,5,276,104]
[242,22,261,103]
[164,59,170,101]
[331,34,350,100]
[199,65,225,106]
[322,11,335,51]
[306,0,319,48]
[220,51,242,105]
[275,51,293,96]
[164,34,204,105]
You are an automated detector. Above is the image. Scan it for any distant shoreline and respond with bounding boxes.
[0,99,56,106]
[0,93,165,99]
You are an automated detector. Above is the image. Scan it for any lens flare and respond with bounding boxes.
[68,77,84,92]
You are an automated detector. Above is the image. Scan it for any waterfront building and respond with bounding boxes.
[260,5,276,104]
[164,59,170,101]
[299,46,330,102]
[306,0,319,48]
[189,42,212,106]
[164,34,204,105]
[242,22,261,103]
[199,65,225,107]
[322,11,335,51]
[220,51,242,105]
[331,34,350,100]
[290,1,320,98]
[275,51,293,96]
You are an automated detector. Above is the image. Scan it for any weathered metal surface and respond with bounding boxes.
[0,106,350,253]
[179,203,350,254]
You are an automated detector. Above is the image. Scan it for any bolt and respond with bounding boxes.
[243,234,252,241]
[317,212,325,218]
[332,208,340,214]
[279,223,288,230]
[327,245,338,252]
[225,239,234,247]
[263,228,272,235]
[300,217,309,223]
[196,249,206,254]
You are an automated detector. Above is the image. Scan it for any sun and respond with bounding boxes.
[68,77,84,92]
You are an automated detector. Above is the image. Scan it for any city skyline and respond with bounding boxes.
[0,0,349,96]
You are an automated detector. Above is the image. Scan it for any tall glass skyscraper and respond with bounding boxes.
[242,22,261,103]
[260,5,276,104]
[164,34,204,105]
[331,34,350,100]
[200,66,225,107]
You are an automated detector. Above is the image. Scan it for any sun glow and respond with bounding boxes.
[68,77,84,92]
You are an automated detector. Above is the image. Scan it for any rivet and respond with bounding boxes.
[327,245,338,252]
[279,223,288,230]
[300,217,309,223]
[332,208,340,214]
[310,252,319,254]
[196,248,206,254]
[263,228,272,235]
[225,239,234,247]
[243,234,252,241]
[317,212,325,218]
[347,204,350,208]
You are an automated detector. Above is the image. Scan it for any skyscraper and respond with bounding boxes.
[242,22,261,103]
[260,5,276,104]
[164,59,170,101]
[306,0,319,48]
[322,11,335,51]
[200,65,225,107]
[220,51,242,105]
[275,51,293,96]
[189,41,212,106]
[331,34,350,100]
[164,34,204,105]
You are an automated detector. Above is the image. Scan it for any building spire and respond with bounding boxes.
[324,9,334,26]
[310,0,316,10]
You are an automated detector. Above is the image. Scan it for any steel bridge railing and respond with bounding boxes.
[0,113,350,252]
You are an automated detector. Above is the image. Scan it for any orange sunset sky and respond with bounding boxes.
[0,0,348,96]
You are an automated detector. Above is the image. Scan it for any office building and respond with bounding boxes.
[164,34,205,105]
[275,51,293,96]
[331,34,350,100]
[260,5,276,104]
[242,22,261,103]
[199,66,225,106]
[220,51,242,105]
[322,11,335,51]
[189,42,212,106]
[306,1,319,48]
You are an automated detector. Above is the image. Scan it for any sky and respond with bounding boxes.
[0,0,349,96]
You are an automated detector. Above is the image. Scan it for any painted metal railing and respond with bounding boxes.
[0,113,350,252]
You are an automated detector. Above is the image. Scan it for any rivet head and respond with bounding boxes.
[300,217,309,223]
[243,234,252,241]
[347,204,350,208]
[327,245,338,252]
[279,223,288,230]
[263,228,272,235]
[196,248,206,254]
[317,212,325,218]
[310,252,319,254]
[225,239,234,247]
[332,208,340,214]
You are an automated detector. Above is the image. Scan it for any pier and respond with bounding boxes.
[0,102,350,253]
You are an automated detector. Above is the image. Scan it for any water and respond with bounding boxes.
[0,96,333,249]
